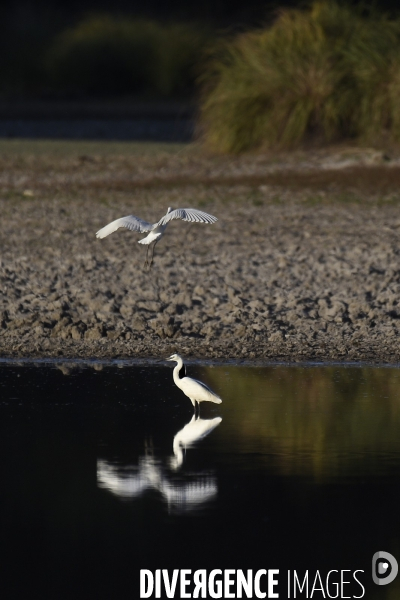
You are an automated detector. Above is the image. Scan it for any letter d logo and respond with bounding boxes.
[372,551,398,586]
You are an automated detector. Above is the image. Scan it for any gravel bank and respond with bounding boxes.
[2,143,400,362]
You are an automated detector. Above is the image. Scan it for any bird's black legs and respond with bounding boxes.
[149,240,158,268]
[143,241,158,271]
[194,401,200,419]
[144,245,151,270]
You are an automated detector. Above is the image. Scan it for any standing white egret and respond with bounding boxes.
[166,354,222,412]
[96,207,217,268]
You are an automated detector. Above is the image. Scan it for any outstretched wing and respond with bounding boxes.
[156,208,217,227]
[96,215,154,239]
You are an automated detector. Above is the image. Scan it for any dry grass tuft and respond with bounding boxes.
[198,1,400,152]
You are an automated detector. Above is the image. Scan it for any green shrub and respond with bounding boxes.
[46,15,207,97]
[198,1,400,152]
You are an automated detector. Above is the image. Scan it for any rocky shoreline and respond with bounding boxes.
[2,143,400,363]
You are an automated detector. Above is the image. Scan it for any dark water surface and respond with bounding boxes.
[0,117,193,142]
[0,361,399,599]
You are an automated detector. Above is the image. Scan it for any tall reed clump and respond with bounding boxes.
[46,16,207,98]
[198,1,400,152]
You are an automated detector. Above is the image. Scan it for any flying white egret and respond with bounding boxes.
[96,207,218,268]
[166,354,222,412]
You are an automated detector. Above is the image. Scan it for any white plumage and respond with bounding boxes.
[171,415,222,469]
[96,206,217,268]
[166,353,222,412]
[97,456,218,512]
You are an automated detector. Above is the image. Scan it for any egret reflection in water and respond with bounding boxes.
[97,416,222,513]
[171,415,222,470]
[2,362,400,600]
